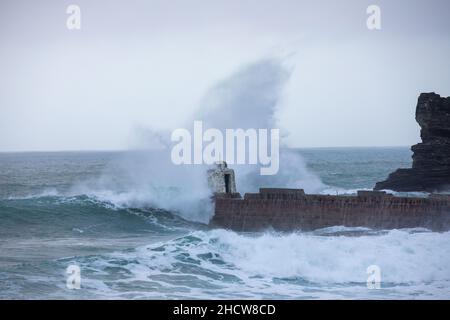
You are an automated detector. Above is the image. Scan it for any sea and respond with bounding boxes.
[1,147,449,299]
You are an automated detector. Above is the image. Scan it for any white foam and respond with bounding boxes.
[77,228,450,299]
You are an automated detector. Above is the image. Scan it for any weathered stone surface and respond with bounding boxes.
[207,161,237,194]
[211,189,450,232]
[375,92,450,192]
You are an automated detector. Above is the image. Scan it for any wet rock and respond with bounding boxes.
[375,92,450,192]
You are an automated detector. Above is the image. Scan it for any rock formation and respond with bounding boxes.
[375,92,450,192]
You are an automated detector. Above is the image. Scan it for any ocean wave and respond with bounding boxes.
[0,193,199,239]
[6,188,61,200]
[70,228,450,299]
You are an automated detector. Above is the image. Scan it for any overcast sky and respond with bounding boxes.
[1,0,449,151]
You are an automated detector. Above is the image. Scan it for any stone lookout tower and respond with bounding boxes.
[207,161,237,195]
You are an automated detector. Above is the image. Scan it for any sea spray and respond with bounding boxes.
[194,58,324,193]
[73,228,450,299]
[77,59,324,223]
[70,150,213,223]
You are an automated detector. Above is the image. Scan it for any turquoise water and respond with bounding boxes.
[1,148,449,299]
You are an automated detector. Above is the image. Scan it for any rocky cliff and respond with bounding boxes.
[375,92,450,192]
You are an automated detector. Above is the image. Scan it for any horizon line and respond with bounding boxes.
[0,145,412,154]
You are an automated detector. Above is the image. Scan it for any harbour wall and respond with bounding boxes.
[211,189,450,232]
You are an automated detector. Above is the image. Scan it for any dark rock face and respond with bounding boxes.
[375,93,450,192]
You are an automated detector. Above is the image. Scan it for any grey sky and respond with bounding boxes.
[1,0,449,151]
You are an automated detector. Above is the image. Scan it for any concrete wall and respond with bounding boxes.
[211,189,450,232]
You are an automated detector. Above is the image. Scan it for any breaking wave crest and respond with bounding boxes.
[67,228,450,299]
